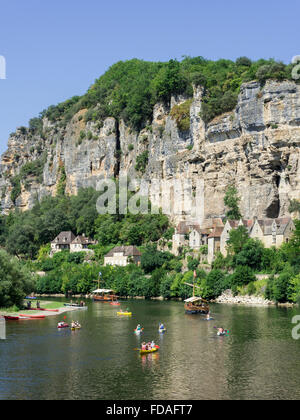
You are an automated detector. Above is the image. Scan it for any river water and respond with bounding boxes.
[1,298,300,400]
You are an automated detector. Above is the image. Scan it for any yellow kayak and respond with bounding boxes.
[117,312,132,316]
[140,347,158,355]
[71,326,81,330]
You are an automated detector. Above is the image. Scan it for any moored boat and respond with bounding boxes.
[4,315,19,321]
[92,289,118,302]
[19,314,45,319]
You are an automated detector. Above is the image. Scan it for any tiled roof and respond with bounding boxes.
[52,231,76,244]
[208,227,224,238]
[71,235,97,245]
[105,246,142,257]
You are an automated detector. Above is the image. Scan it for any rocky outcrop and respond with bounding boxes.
[1,80,300,222]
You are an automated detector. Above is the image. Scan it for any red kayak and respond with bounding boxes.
[57,323,69,329]
[19,314,45,319]
[4,315,19,321]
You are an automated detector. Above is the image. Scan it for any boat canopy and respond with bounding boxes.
[92,289,113,294]
[184,296,204,303]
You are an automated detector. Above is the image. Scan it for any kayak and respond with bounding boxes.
[71,326,81,330]
[4,316,19,321]
[19,314,45,319]
[58,323,69,329]
[117,312,132,316]
[140,347,158,355]
[110,302,120,306]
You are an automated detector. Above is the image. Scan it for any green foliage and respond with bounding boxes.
[231,265,256,287]
[135,151,149,173]
[170,99,193,131]
[10,176,21,204]
[227,226,249,256]
[0,249,35,307]
[288,199,300,213]
[224,185,242,220]
[141,244,173,274]
[234,238,265,271]
[201,269,226,300]
[57,166,67,196]
[287,274,300,303]
[33,56,292,134]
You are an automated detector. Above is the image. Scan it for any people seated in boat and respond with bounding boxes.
[80,301,85,307]
[151,340,156,349]
[218,327,225,334]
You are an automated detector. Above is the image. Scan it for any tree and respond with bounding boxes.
[227,226,249,256]
[201,269,226,300]
[224,185,242,220]
[0,249,35,308]
[234,239,265,271]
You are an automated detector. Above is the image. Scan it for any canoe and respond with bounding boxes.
[140,347,158,355]
[4,315,19,321]
[58,323,69,329]
[19,314,45,319]
[117,312,132,316]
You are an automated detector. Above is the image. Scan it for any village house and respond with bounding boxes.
[50,231,76,255]
[172,218,224,255]
[104,246,142,267]
[173,216,295,264]
[207,227,224,264]
[51,231,97,256]
[250,217,295,248]
[70,234,98,253]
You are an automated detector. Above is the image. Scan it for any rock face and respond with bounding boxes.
[1,80,300,221]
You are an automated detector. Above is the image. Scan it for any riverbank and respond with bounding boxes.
[0,299,86,318]
[214,289,297,307]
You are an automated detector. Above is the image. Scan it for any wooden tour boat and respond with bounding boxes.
[184,279,209,315]
[92,289,118,302]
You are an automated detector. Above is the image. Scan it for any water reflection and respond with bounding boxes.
[1,299,300,400]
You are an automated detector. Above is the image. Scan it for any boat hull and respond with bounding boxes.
[140,348,158,355]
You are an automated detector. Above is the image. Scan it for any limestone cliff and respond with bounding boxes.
[1,79,300,222]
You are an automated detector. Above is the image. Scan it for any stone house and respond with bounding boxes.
[70,234,98,253]
[172,218,224,255]
[250,217,295,248]
[207,227,224,264]
[104,246,142,267]
[50,231,76,255]
[220,219,254,256]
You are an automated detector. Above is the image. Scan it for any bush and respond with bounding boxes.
[135,151,149,173]
[170,99,193,131]
[231,265,256,287]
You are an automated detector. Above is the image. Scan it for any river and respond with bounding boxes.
[1,298,300,400]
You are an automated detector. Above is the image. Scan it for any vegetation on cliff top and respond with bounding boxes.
[33,56,293,131]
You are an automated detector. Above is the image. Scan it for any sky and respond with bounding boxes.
[0,0,299,154]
